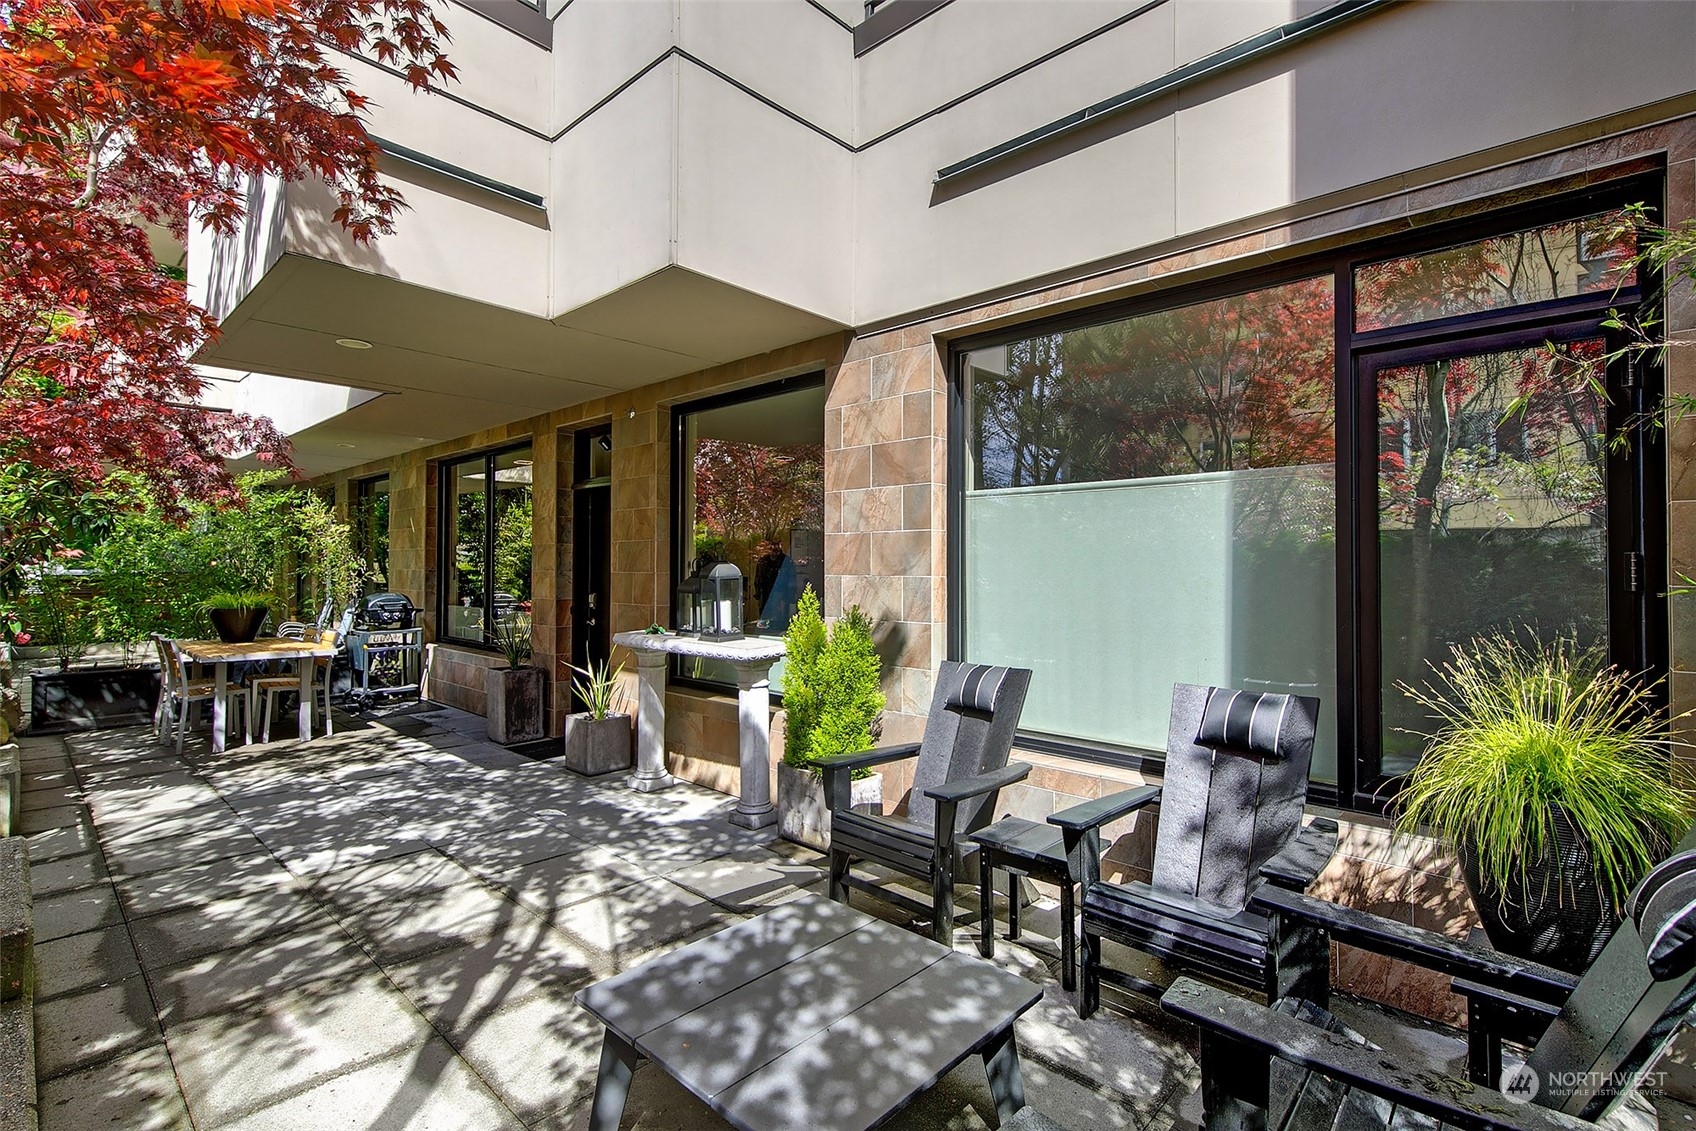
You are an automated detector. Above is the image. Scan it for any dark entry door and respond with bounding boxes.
[1353,323,1662,785]
[571,425,613,710]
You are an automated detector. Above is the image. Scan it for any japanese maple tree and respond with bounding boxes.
[0,0,454,518]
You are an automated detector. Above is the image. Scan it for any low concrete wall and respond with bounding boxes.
[0,837,36,1131]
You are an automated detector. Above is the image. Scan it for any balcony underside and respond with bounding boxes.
[201,254,845,476]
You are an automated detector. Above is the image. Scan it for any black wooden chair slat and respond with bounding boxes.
[1162,978,1599,1131]
[1165,843,1696,1131]
[822,661,1033,941]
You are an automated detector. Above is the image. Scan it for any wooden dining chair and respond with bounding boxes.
[246,628,337,743]
[151,634,245,755]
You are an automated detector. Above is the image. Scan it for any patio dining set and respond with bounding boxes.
[573,661,1696,1131]
[149,623,340,756]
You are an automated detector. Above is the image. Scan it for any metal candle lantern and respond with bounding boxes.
[675,568,703,635]
[699,561,744,641]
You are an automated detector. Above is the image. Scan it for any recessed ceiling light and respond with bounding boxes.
[337,442,357,449]
[335,338,373,350]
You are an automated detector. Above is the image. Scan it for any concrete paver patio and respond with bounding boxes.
[17,705,1202,1130]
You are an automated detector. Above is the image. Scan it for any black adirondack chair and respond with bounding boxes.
[819,661,1033,942]
[1161,846,1696,1131]
[1049,683,1338,1017]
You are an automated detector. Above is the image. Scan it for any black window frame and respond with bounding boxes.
[669,371,827,695]
[948,170,1665,811]
[436,440,534,650]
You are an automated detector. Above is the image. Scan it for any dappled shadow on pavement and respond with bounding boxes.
[20,706,1192,1129]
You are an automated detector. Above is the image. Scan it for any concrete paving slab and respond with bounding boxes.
[259,830,432,879]
[83,777,216,817]
[33,883,123,942]
[21,768,76,792]
[19,785,77,809]
[37,1038,192,1131]
[34,978,159,1080]
[27,851,108,898]
[94,800,240,849]
[19,804,87,834]
[546,877,731,965]
[150,920,373,1025]
[484,845,649,922]
[22,820,98,864]
[113,851,302,920]
[381,930,603,1039]
[656,846,830,912]
[215,1037,525,1131]
[329,879,555,965]
[76,759,188,786]
[33,924,143,1000]
[431,822,590,872]
[101,825,271,878]
[444,987,606,1123]
[165,971,437,1127]
[129,887,336,969]
[306,849,479,906]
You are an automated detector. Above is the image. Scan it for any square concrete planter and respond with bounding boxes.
[560,712,632,776]
[777,762,882,852]
[486,665,546,745]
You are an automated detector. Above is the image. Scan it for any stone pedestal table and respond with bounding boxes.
[610,631,787,828]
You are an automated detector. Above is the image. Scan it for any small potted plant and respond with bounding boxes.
[201,590,272,644]
[776,587,884,851]
[485,612,545,745]
[1395,632,1694,972]
[559,659,631,775]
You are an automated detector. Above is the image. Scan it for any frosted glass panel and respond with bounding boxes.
[964,466,1338,778]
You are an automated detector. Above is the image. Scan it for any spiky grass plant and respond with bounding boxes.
[1395,632,1693,914]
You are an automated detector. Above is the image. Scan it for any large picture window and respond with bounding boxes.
[673,377,825,690]
[354,474,390,593]
[962,277,1340,775]
[440,445,532,646]
[956,185,1661,808]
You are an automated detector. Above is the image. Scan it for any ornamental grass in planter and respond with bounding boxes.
[1395,632,1694,972]
[560,659,631,775]
[200,590,272,644]
[777,587,885,851]
[486,613,545,745]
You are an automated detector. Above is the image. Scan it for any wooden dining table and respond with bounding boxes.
[173,637,339,754]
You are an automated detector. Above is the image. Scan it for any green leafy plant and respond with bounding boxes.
[566,659,626,721]
[1395,631,1694,913]
[489,612,533,670]
[20,571,102,671]
[780,585,826,770]
[810,606,884,763]
[781,587,884,775]
[198,589,271,612]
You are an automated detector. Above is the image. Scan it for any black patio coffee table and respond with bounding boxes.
[574,893,1043,1130]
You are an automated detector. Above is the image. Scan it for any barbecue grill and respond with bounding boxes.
[342,592,423,708]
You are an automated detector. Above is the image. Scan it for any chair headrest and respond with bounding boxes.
[1195,688,1294,759]
[945,664,1012,714]
[1628,848,1696,981]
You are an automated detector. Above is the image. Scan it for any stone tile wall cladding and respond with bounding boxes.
[314,112,1696,1033]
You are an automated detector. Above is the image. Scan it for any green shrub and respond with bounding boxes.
[780,585,825,769]
[781,588,884,774]
[809,605,884,764]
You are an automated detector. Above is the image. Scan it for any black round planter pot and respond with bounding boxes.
[1458,807,1617,974]
[208,607,268,644]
